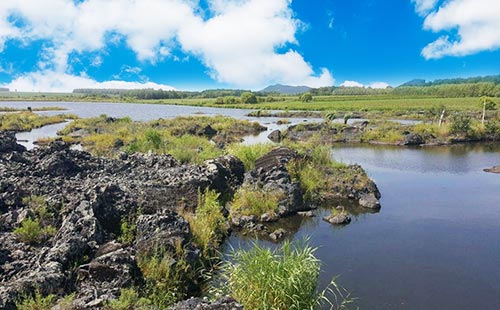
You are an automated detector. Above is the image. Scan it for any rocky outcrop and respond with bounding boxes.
[402,133,424,146]
[0,132,25,154]
[267,129,282,143]
[0,134,245,309]
[232,147,305,228]
[325,164,381,210]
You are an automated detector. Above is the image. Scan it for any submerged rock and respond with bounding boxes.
[269,228,287,241]
[484,165,500,174]
[323,213,351,225]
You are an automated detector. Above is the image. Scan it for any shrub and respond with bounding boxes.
[450,114,471,135]
[118,217,136,244]
[299,93,313,102]
[137,244,197,308]
[14,218,57,245]
[230,186,284,217]
[106,288,151,310]
[16,291,56,310]
[216,240,354,310]
[241,92,257,104]
[182,189,228,253]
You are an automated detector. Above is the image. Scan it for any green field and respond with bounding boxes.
[0,91,488,116]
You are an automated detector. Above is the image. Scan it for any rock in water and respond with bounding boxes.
[359,193,381,209]
[484,165,500,174]
[402,133,424,146]
[267,129,282,142]
[323,213,351,225]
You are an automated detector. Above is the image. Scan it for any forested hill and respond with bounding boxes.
[311,75,500,97]
[72,74,500,99]
[399,75,500,87]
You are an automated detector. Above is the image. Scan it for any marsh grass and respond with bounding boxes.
[215,239,355,310]
[230,185,285,217]
[181,189,229,253]
[137,242,199,308]
[58,115,268,163]
[286,145,347,202]
[0,111,76,132]
[227,143,274,170]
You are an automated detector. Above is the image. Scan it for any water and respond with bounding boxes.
[0,101,322,148]
[15,121,70,149]
[226,144,500,310]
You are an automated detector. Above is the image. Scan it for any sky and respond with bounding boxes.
[0,0,499,92]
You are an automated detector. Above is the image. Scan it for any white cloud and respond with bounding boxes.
[411,0,438,16]
[340,80,390,89]
[416,0,500,59]
[341,80,364,87]
[3,70,175,93]
[0,0,333,90]
[368,82,390,89]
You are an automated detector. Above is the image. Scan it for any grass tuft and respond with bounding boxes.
[215,239,355,310]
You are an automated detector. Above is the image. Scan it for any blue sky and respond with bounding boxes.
[0,0,499,92]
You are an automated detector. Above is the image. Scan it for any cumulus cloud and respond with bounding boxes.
[411,0,438,16]
[415,0,500,59]
[340,80,364,87]
[0,0,333,91]
[340,80,390,89]
[5,70,175,93]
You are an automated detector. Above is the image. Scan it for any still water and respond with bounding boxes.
[1,101,322,148]
[226,144,500,310]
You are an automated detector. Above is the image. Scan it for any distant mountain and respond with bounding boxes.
[399,75,500,88]
[0,87,9,92]
[399,79,426,87]
[260,84,312,95]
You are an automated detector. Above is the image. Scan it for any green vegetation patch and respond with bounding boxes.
[230,185,285,217]
[215,239,354,310]
[57,115,265,164]
[0,111,76,132]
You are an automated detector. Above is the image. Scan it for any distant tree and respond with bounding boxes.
[241,92,257,104]
[299,93,313,102]
[215,97,225,104]
[451,114,471,135]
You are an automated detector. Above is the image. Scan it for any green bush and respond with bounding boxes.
[241,92,257,104]
[16,291,56,310]
[14,218,57,245]
[216,240,354,310]
[450,114,471,135]
[118,217,136,244]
